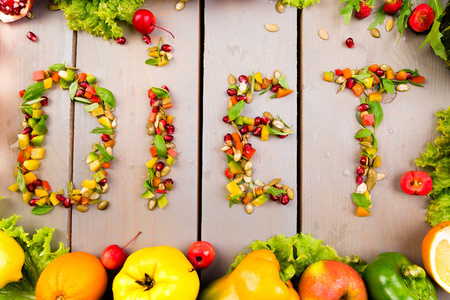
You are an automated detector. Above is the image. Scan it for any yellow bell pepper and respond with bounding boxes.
[198,249,300,300]
[113,246,199,300]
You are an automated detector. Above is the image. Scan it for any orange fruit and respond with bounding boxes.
[422,221,450,293]
[36,252,107,300]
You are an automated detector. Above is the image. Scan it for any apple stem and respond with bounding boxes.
[122,231,142,250]
[153,24,175,39]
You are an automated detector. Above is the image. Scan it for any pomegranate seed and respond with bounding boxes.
[406,72,413,80]
[227,89,237,96]
[280,195,289,205]
[346,78,356,89]
[164,135,174,142]
[163,178,174,187]
[99,178,108,186]
[80,81,89,89]
[142,34,151,44]
[253,127,262,137]
[237,95,246,101]
[240,126,248,135]
[244,143,252,152]
[360,156,368,165]
[76,89,84,97]
[25,114,32,121]
[270,194,278,201]
[116,37,126,44]
[32,179,42,187]
[63,198,71,208]
[356,175,364,185]
[161,85,169,92]
[27,184,35,193]
[156,162,164,172]
[41,96,48,106]
[261,116,270,125]
[345,38,354,48]
[101,134,111,142]
[271,84,280,93]
[160,120,167,128]
[375,68,384,77]
[254,117,262,126]
[26,31,37,42]
[238,75,248,83]
[166,125,175,134]
[56,195,65,202]
[161,44,173,52]
[22,127,31,134]
[278,135,288,139]
[357,166,365,176]
[150,98,158,107]
[223,116,231,123]
[152,107,159,113]
[29,199,39,206]
[224,133,232,142]
[357,104,370,112]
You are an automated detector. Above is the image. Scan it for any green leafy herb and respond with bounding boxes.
[69,80,78,100]
[391,79,424,88]
[399,68,421,77]
[277,115,292,128]
[73,97,91,104]
[381,78,395,94]
[228,100,245,121]
[148,168,155,183]
[16,169,27,194]
[266,124,293,136]
[21,106,34,115]
[372,133,378,149]
[278,75,288,89]
[23,82,46,101]
[281,0,320,9]
[49,63,65,72]
[154,135,167,158]
[145,58,159,66]
[96,143,115,162]
[91,125,114,135]
[35,115,49,135]
[397,0,413,35]
[352,193,371,212]
[269,93,277,99]
[226,154,234,164]
[368,6,387,30]
[151,87,169,99]
[228,85,239,90]
[31,205,54,215]
[83,103,99,112]
[340,0,361,25]
[95,86,115,109]
[259,84,273,95]
[368,101,383,133]
[354,129,372,139]
[22,98,45,106]
[227,194,242,208]
[267,186,287,197]
[420,0,447,61]
[352,74,371,82]
[356,111,366,128]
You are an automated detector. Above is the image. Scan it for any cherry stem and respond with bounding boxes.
[122,231,142,250]
[153,24,175,39]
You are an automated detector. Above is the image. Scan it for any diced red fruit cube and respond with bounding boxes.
[148,89,156,99]
[19,90,25,98]
[335,69,343,76]
[362,114,375,126]
[33,70,46,81]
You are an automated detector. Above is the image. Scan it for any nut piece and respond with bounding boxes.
[356,183,368,194]
[386,19,394,32]
[175,1,185,11]
[380,64,391,71]
[244,161,253,171]
[228,74,236,85]
[376,172,386,181]
[287,188,294,200]
[265,23,279,32]
[318,29,329,40]
[396,84,410,92]
[336,76,346,84]
[148,199,157,210]
[263,111,274,121]
[268,178,281,186]
[245,203,254,214]
[97,200,109,210]
[254,180,265,187]
[276,1,285,13]
[371,28,381,38]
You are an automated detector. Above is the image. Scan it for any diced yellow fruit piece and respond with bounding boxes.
[323,71,334,83]
[43,78,53,89]
[23,191,33,204]
[81,179,97,189]
[49,193,59,206]
[91,106,104,117]
[167,115,174,124]
[362,77,373,89]
[30,102,42,110]
[261,126,269,141]
[255,72,263,84]
[18,134,30,150]
[226,181,242,197]
[23,172,37,185]
[146,157,159,169]
[35,189,48,198]
[23,160,41,171]
[90,160,101,172]
[31,148,45,160]
[72,189,81,195]
[8,183,19,192]
[368,92,382,102]
[366,147,378,156]
[386,70,395,79]
[36,197,47,206]
[72,195,81,202]
[356,206,371,217]
[98,116,111,128]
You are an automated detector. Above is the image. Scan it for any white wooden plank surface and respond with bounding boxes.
[301,1,450,297]
[71,1,199,256]
[0,2,73,246]
[201,0,299,283]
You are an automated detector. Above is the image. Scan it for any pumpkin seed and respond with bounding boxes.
[265,23,279,32]
[56,188,64,195]
[368,168,377,179]
[254,82,262,91]
[263,111,274,121]
[356,183,367,194]
[228,74,236,85]
[159,183,165,191]
[254,180,265,187]
[105,110,114,120]
[166,142,175,149]
[89,192,100,200]
[244,161,253,171]
[241,184,248,192]
[380,64,391,71]
[287,188,294,200]
[165,182,174,191]
[263,185,271,193]
[272,120,285,130]
[245,169,253,177]
[396,84,410,92]
[97,200,109,210]
[166,53,174,61]
[335,76,346,84]
[272,77,279,85]
[175,1,185,10]
[234,174,244,183]
[275,183,283,189]
[366,178,376,191]
[361,135,374,143]
[162,97,172,105]
[245,203,254,214]
[282,184,289,191]
[274,70,282,79]
[318,29,329,40]
[376,172,386,181]
[243,175,252,183]
[101,183,109,194]
[220,145,231,152]
[386,19,394,32]
[47,4,60,11]
[161,166,170,177]
[26,11,34,19]
[371,28,380,38]
[76,205,88,213]
[268,178,281,186]
[234,150,242,162]
[147,122,155,135]
[148,199,157,210]
[246,91,253,104]
[276,1,285,13]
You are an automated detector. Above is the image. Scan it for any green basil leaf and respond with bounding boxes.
[16,170,27,194]
[69,80,78,100]
[267,186,287,197]
[278,75,288,89]
[352,193,371,212]
[154,135,167,158]
[49,63,66,72]
[74,97,91,104]
[145,58,159,66]
[31,205,54,215]
[151,87,169,99]
[148,168,155,183]
[368,102,383,133]
[96,143,115,162]
[22,98,45,106]
[259,84,272,95]
[83,103,99,112]
[91,126,114,135]
[226,154,234,164]
[372,133,378,149]
[21,106,34,115]
[266,124,293,136]
[381,78,394,94]
[35,115,49,135]
[228,100,245,121]
[354,129,372,139]
[352,74,371,81]
[23,82,46,100]
[96,86,115,109]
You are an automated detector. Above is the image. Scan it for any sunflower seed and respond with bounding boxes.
[318,29,329,40]
[396,84,410,92]
[386,19,394,32]
[228,74,236,85]
[371,28,380,38]
[265,23,279,32]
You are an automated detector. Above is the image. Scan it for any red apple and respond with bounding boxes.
[187,241,215,270]
[298,260,368,300]
[400,171,432,196]
[101,232,142,270]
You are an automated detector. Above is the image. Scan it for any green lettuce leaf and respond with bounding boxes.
[0,215,69,298]
[228,233,367,286]
[281,0,320,9]
[415,106,450,226]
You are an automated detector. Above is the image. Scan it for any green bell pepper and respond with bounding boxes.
[363,252,437,300]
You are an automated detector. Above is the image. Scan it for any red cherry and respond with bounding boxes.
[100,232,142,270]
[187,241,216,270]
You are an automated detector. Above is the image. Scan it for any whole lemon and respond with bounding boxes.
[0,230,25,289]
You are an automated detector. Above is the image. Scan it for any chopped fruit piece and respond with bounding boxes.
[33,70,46,81]
[226,181,242,197]
[146,157,158,169]
[368,92,382,102]
[81,179,97,189]
[23,160,40,171]
[35,189,48,198]
[30,148,45,160]
[43,78,53,89]
[356,206,371,217]
[323,71,334,82]
[362,114,375,126]
[23,172,37,185]
[8,183,19,192]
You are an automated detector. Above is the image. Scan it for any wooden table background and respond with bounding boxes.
[1,0,450,298]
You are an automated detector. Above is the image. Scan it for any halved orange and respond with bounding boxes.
[422,221,450,293]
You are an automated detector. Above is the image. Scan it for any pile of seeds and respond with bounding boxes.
[143,86,177,210]
[145,38,174,67]
[8,63,116,214]
[222,71,295,214]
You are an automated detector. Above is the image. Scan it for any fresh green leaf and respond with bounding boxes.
[16,170,27,194]
[83,103,99,112]
[95,143,115,162]
[226,154,234,164]
[228,84,239,90]
[352,74,371,82]
[381,78,395,94]
[420,12,447,61]
[91,125,114,135]
[154,135,167,159]
[151,87,169,99]
[69,80,78,100]
[227,194,242,208]
[21,106,34,115]
[48,63,65,72]
[31,206,54,215]
[22,98,45,106]
[228,100,245,121]
[368,7,386,30]
[278,75,289,89]
[145,58,160,66]
[35,115,49,135]
[368,101,383,133]
[73,97,91,104]
[352,193,371,212]
[396,0,413,35]
[23,82,46,100]
[354,129,372,139]
[372,133,378,148]
[266,124,293,136]
[399,68,420,77]
[259,84,273,95]
[96,86,115,109]
[267,186,287,197]
[281,0,320,9]
[340,0,361,25]
[277,115,292,128]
